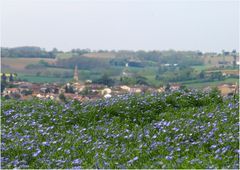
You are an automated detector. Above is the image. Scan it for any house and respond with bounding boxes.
[120,85,131,92]
[46,94,57,100]
[164,64,171,66]
[170,83,181,91]
[31,84,42,94]
[203,86,212,93]
[3,88,20,95]
[101,88,112,95]
[46,85,60,94]
[104,94,112,98]
[157,87,165,93]
[40,87,50,94]
[217,83,239,96]
[18,82,33,89]
[34,94,44,99]
[221,70,239,77]
[89,84,107,90]
[64,93,83,101]
[130,87,142,93]
[85,80,92,84]
[72,82,85,92]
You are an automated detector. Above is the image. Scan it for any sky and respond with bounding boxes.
[1,0,239,52]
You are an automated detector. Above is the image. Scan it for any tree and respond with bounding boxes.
[199,71,205,79]
[165,83,171,92]
[1,80,7,92]
[9,74,14,82]
[94,74,115,87]
[59,93,66,102]
[210,72,224,81]
[52,48,58,53]
[65,85,74,93]
[136,76,149,85]
[120,76,136,85]
[36,72,41,77]
[1,73,7,81]
[232,49,237,68]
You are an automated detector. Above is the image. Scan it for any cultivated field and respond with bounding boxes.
[203,55,238,65]
[1,58,56,71]
[82,52,116,59]
[1,90,239,169]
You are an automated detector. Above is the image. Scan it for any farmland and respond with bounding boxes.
[1,90,239,169]
[1,48,239,87]
[1,57,56,71]
[183,78,239,89]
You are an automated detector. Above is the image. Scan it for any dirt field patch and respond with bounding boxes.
[1,58,56,71]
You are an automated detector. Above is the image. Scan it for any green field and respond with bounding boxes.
[182,78,239,88]
[2,54,239,88]
[191,65,213,72]
[17,73,72,83]
[56,52,73,59]
[1,90,239,168]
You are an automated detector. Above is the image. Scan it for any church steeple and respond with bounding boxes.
[122,62,129,76]
[73,65,79,81]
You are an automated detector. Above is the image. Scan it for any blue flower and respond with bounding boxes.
[33,149,41,157]
[72,159,82,165]
[165,155,173,160]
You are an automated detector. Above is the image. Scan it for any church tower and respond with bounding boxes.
[73,65,79,81]
[122,62,129,76]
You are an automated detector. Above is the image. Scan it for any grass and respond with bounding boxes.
[17,73,72,83]
[191,65,212,72]
[56,52,73,59]
[1,90,239,169]
[83,52,116,59]
[182,78,239,88]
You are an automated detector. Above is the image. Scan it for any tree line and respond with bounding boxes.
[1,47,56,58]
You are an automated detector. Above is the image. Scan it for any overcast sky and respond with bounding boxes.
[1,0,239,52]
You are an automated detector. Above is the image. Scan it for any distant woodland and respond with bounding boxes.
[1,47,56,58]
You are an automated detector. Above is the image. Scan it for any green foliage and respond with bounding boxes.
[1,80,7,92]
[25,60,51,69]
[56,56,110,70]
[110,58,127,66]
[71,48,91,55]
[65,85,74,93]
[59,93,66,102]
[120,75,149,86]
[93,74,115,87]
[1,90,238,169]
[1,47,56,58]
[209,72,224,81]
[156,66,197,82]
[120,76,136,85]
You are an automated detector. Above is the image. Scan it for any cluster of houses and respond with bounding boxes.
[1,80,180,101]
[2,79,239,101]
[1,65,239,101]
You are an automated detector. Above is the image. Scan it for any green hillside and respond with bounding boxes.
[1,90,239,169]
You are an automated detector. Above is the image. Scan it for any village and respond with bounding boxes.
[1,65,239,101]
